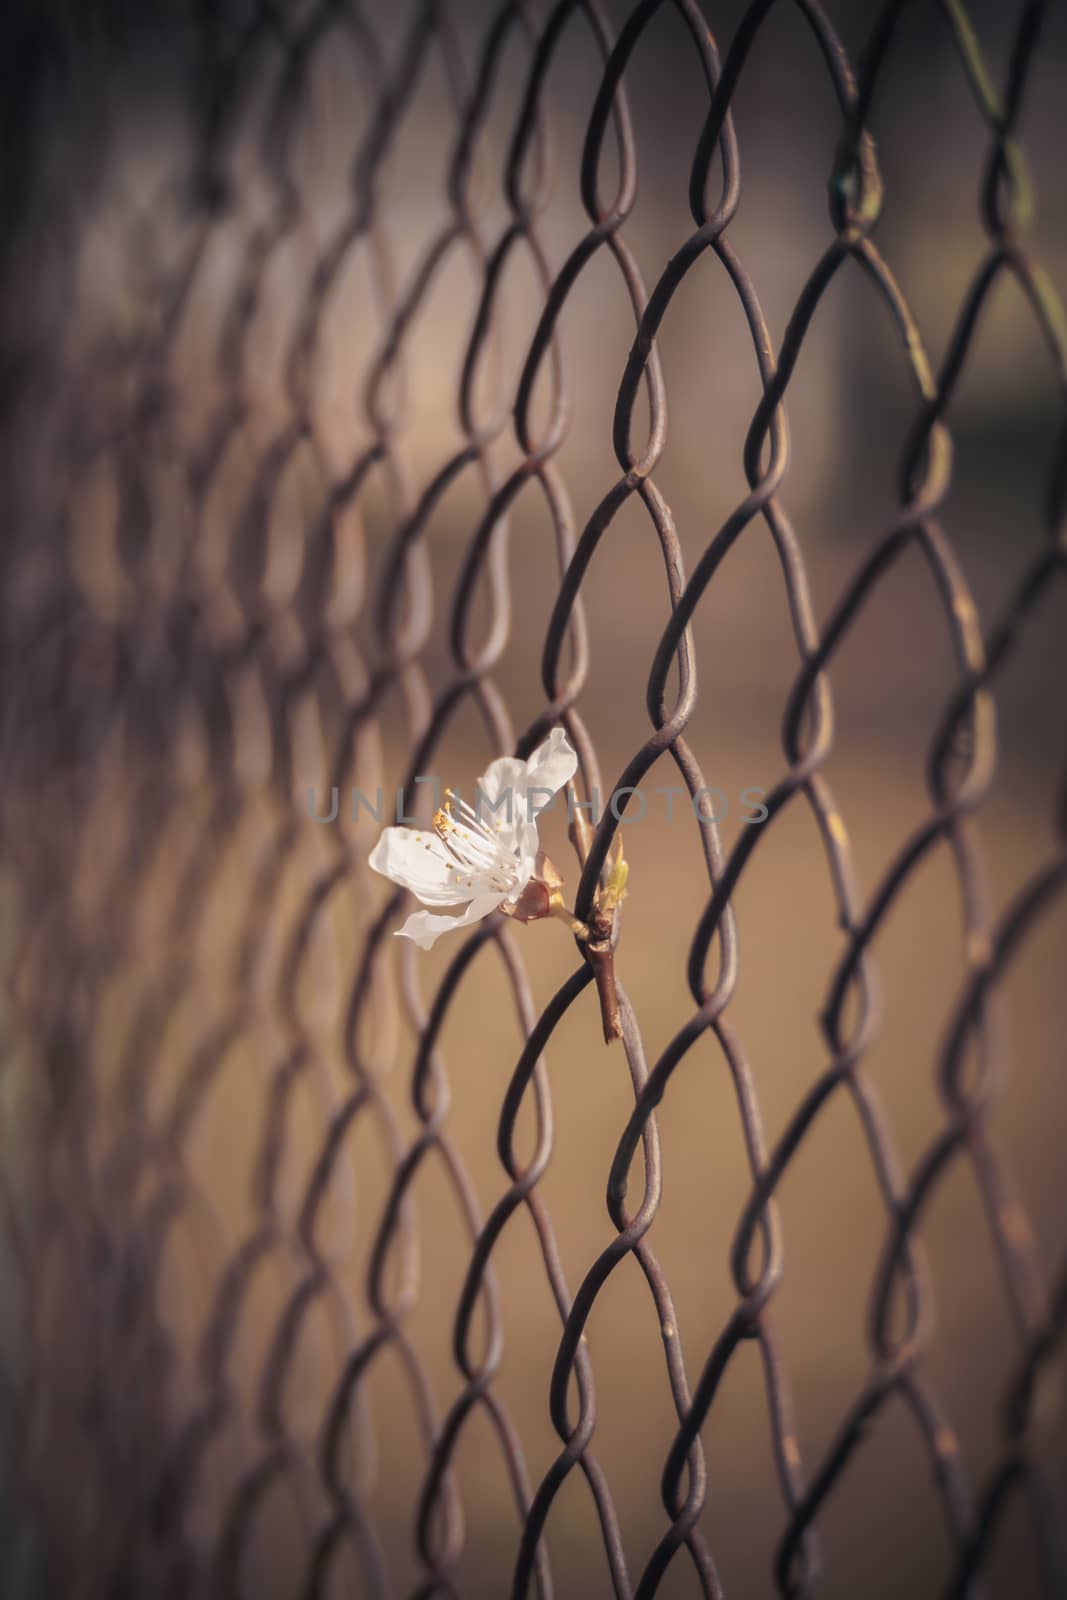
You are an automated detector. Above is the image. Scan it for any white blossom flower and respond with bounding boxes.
[369,727,578,949]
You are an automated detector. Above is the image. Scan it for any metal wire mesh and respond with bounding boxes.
[0,0,1065,1596]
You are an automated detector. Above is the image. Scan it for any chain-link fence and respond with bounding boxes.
[0,1,1065,1596]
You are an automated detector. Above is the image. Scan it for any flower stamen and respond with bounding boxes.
[432,790,517,893]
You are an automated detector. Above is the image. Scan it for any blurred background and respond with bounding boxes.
[0,1,1065,1596]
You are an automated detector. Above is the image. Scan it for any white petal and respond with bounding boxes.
[467,732,576,851]
[395,891,505,949]
[523,726,578,798]
[369,827,471,906]
[476,755,527,809]
[465,755,526,851]
[513,819,541,875]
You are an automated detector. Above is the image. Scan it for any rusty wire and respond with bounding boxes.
[0,0,1065,1597]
